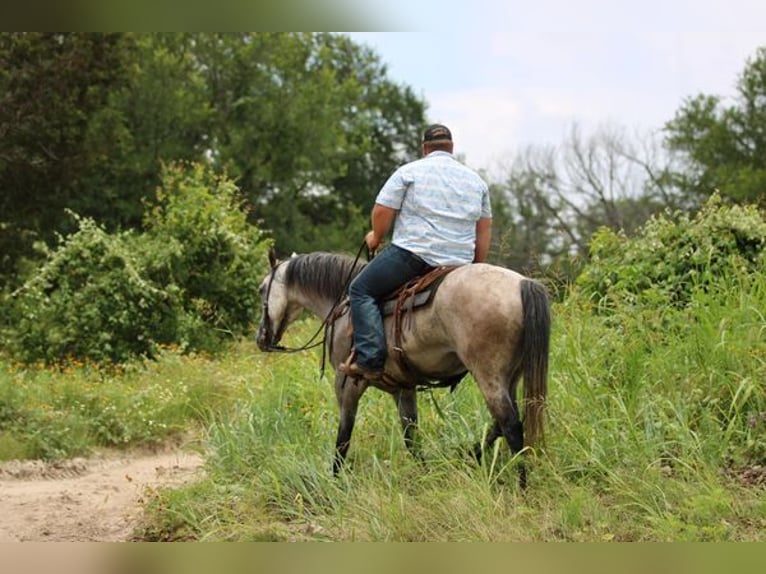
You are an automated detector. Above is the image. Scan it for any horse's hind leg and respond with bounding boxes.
[475,369,527,488]
[472,421,502,462]
[391,388,419,458]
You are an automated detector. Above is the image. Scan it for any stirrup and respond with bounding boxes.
[340,349,357,373]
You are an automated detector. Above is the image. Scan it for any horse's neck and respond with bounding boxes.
[296,290,338,321]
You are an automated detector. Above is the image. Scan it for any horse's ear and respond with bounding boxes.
[268,247,278,269]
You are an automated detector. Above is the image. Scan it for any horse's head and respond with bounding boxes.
[256,248,303,351]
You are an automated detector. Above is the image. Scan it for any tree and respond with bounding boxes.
[664,46,766,206]
[492,124,675,278]
[81,33,212,230]
[489,166,562,274]
[0,33,428,285]
[191,33,427,254]
[0,33,136,281]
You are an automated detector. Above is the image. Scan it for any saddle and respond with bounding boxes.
[384,265,459,385]
[332,265,464,388]
[383,264,455,343]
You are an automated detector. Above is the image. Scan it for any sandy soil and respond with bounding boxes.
[0,447,203,542]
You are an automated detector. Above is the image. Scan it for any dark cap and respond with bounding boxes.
[422,123,452,144]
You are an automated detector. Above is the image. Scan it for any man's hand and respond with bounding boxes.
[365,230,383,251]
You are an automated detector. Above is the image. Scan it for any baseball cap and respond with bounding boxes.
[422,124,452,143]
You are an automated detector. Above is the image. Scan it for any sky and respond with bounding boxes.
[347,0,766,175]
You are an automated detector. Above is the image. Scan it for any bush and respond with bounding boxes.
[142,162,269,343]
[568,193,766,469]
[577,194,766,312]
[1,162,271,364]
[3,215,174,363]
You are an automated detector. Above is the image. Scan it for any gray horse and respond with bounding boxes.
[256,250,550,488]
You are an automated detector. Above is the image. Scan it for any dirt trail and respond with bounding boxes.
[0,447,203,542]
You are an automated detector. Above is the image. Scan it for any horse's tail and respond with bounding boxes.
[520,279,551,448]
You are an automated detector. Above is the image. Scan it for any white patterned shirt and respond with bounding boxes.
[375,151,491,266]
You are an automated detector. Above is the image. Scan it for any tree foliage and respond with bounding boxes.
[0,33,427,286]
[664,46,766,206]
[0,33,136,279]
[191,33,426,254]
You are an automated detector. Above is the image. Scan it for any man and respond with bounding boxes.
[340,123,492,380]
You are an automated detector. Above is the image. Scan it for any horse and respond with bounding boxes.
[255,248,551,488]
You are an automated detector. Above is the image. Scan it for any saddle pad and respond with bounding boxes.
[382,290,432,316]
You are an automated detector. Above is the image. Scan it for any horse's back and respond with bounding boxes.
[435,263,526,327]
[391,263,528,378]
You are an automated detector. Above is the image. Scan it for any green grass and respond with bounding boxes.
[0,346,252,460]
[2,272,764,541]
[138,270,764,541]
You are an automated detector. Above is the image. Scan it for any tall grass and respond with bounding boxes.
[138,270,765,541]
[3,271,763,540]
[0,347,252,460]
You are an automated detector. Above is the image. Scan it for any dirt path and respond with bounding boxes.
[0,448,203,542]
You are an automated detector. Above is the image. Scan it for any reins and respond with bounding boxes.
[261,241,369,376]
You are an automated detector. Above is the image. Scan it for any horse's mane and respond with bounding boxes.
[284,252,366,301]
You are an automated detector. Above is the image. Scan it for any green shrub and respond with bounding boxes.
[142,162,270,343]
[1,162,270,364]
[577,194,766,312]
[3,215,174,363]
[568,193,766,469]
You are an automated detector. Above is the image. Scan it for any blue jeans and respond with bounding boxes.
[348,244,433,370]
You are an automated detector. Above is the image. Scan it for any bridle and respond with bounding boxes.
[258,241,370,370]
[259,260,287,352]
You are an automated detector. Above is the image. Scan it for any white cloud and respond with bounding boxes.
[349,2,766,174]
[426,88,524,173]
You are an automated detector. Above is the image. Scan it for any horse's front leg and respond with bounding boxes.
[391,388,419,458]
[333,373,368,475]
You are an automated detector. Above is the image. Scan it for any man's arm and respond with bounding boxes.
[365,203,397,251]
[474,217,492,263]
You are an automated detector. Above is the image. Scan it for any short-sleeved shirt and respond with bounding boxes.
[375,151,491,267]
